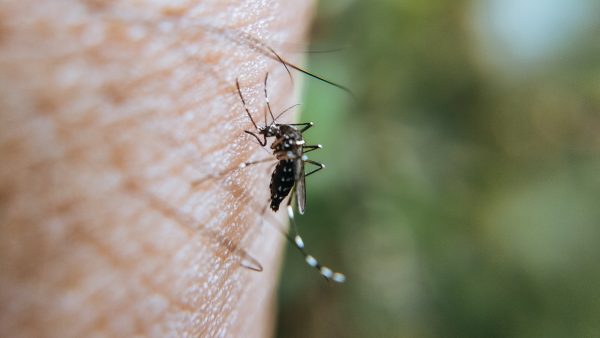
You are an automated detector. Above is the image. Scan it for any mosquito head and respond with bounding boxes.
[258,124,279,137]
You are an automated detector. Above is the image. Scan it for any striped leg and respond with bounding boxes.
[285,204,346,283]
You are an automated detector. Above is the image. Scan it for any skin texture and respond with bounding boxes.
[0,1,313,337]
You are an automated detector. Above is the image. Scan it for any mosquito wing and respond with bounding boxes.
[294,159,306,215]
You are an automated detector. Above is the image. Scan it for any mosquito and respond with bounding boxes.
[234,73,345,283]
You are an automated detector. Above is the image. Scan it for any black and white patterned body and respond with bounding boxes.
[235,74,345,283]
[269,160,295,211]
[268,124,305,212]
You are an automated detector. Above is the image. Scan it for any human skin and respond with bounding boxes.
[0,1,313,337]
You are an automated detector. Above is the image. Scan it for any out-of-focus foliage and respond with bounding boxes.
[276,0,600,337]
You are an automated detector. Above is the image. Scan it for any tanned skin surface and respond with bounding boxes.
[0,1,313,337]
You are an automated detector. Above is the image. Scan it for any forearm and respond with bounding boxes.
[0,1,313,337]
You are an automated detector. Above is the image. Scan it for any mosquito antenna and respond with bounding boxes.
[236,78,258,130]
[273,104,300,123]
[263,73,277,124]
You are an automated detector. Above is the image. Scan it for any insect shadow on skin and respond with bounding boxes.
[193,72,346,283]
[123,179,264,272]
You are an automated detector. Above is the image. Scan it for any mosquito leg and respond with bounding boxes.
[286,195,301,242]
[191,157,275,186]
[238,157,276,169]
[287,122,314,132]
[256,161,277,227]
[265,45,354,98]
[238,251,264,272]
[304,160,325,177]
[210,229,264,272]
[244,130,267,147]
[285,204,345,283]
[302,144,322,154]
[236,78,260,130]
[263,107,268,127]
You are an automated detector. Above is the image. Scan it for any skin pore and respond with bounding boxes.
[0,1,313,337]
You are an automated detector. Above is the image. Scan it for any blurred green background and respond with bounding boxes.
[276,0,600,337]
